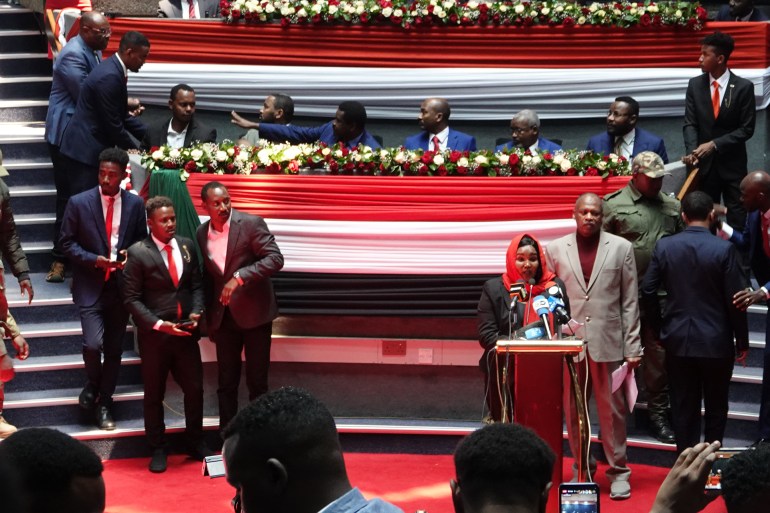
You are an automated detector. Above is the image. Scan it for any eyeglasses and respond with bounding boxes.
[231,494,241,513]
[511,126,535,135]
[86,26,112,37]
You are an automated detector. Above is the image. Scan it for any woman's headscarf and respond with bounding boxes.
[501,233,556,300]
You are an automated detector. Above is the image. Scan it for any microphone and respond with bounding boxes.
[532,295,554,339]
[509,279,529,302]
[514,320,547,340]
[544,282,570,325]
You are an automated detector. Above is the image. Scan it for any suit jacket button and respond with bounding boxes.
[585,317,591,322]
[585,295,589,300]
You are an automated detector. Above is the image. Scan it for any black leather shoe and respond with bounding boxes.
[149,449,167,473]
[188,441,215,461]
[95,406,116,431]
[79,384,97,410]
[650,418,676,444]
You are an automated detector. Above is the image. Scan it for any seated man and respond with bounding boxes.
[404,97,476,152]
[230,93,295,145]
[716,0,768,21]
[223,386,403,513]
[142,83,216,151]
[253,101,380,149]
[451,423,555,513]
[495,109,562,153]
[158,0,219,18]
[586,96,669,163]
[0,427,106,513]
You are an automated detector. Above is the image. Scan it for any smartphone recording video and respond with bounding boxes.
[559,482,600,513]
[705,448,747,491]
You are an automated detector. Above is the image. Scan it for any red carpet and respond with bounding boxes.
[103,453,728,513]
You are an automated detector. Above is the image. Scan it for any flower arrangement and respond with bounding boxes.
[141,140,631,179]
[220,0,707,30]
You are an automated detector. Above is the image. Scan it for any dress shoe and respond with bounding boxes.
[609,480,631,500]
[149,449,167,473]
[0,415,18,439]
[650,418,676,444]
[45,261,66,283]
[95,406,116,430]
[188,441,215,461]
[79,383,97,410]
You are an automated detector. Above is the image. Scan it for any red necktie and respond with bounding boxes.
[188,1,196,18]
[432,135,440,153]
[164,244,183,319]
[712,82,720,118]
[104,196,115,281]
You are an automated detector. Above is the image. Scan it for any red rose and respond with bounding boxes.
[360,12,368,23]
[184,161,197,173]
[502,18,511,26]
[449,150,461,163]
[414,16,423,26]
[280,17,290,28]
[581,7,590,14]
[461,16,470,24]
[418,164,429,175]
[640,13,651,26]
[344,162,355,173]
[473,166,484,176]
[403,22,412,30]
[543,152,552,161]
[523,16,533,26]
[509,153,520,165]
[652,14,662,26]
[312,13,321,23]
[566,167,577,176]
[329,161,339,173]
[457,166,468,175]
[288,161,300,173]
[478,13,488,24]
[231,9,241,18]
[427,4,434,13]
[150,146,160,153]
[437,165,448,176]
[546,168,557,176]
[563,16,575,27]
[226,163,235,173]
[449,13,458,23]
[421,152,432,164]
[267,162,280,174]
[479,3,489,13]
[696,6,707,19]
[402,162,411,172]
[585,167,599,176]
[492,14,501,24]
[602,155,610,162]
[163,161,176,169]
[220,7,229,16]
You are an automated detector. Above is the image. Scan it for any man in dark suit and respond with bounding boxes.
[683,31,756,232]
[141,84,217,151]
[45,12,111,283]
[586,96,669,163]
[122,196,211,472]
[230,93,295,145]
[59,31,150,197]
[716,0,768,21]
[196,182,284,430]
[495,109,562,153]
[642,191,748,454]
[718,171,770,445]
[248,101,381,149]
[158,0,220,18]
[404,97,476,152]
[60,148,147,430]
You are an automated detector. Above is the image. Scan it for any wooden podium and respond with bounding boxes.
[496,339,586,513]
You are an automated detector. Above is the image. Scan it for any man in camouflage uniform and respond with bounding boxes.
[603,151,684,444]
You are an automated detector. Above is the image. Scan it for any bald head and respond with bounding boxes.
[739,171,770,213]
[419,97,451,134]
[573,193,603,239]
[79,11,110,52]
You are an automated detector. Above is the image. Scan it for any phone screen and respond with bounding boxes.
[559,483,600,513]
[705,448,747,490]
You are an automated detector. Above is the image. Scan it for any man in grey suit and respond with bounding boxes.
[545,193,642,501]
[196,182,284,431]
[44,12,111,284]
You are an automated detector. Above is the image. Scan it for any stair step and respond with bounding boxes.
[0,99,48,123]
[13,352,141,373]
[0,75,52,100]
[0,53,51,76]
[0,30,46,53]
[0,121,45,142]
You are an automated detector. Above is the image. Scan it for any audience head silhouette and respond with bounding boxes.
[722,444,770,513]
[451,423,555,513]
[0,427,105,513]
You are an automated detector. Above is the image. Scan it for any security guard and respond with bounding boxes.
[603,151,684,444]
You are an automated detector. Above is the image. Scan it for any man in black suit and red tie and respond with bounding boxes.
[683,31,756,232]
[122,196,212,473]
[196,182,284,431]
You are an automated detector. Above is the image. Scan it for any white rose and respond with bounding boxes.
[541,7,550,15]
[589,4,597,13]
[356,4,364,14]
[474,155,488,165]
[382,6,392,16]
[613,8,621,15]
[596,9,605,17]
[577,16,586,24]
[236,152,249,162]
[433,154,445,165]
[379,150,390,160]
[312,3,322,13]
[529,10,537,17]
[498,154,509,165]
[458,157,469,167]
[629,8,637,15]
[597,161,607,171]
[322,148,331,156]
[555,5,564,13]
[514,4,525,14]
[256,148,272,165]
[648,5,658,13]
[499,4,508,12]
[675,9,682,17]
[329,5,338,14]
[560,159,572,172]
[226,147,235,156]
[190,149,203,161]
[522,155,532,164]
[265,3,274,12]
[394,151,406,164]
[334,149,344,158]
[467,1,478,9]
[443,0,455,9]
[169,149,180,159]
[297,8,307,17]
[553,154,564,165]
[151,150,165,160]
[215,150,227,162]
[437,10,446,18]
[393,8,403,16]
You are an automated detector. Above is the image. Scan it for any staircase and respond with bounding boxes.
[0,0,768,465]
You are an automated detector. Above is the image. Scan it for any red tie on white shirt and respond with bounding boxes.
[164,244,183,320]
[104,196,115,282]
[712,82,720,118]
[188,0,196,18]
[432,135,440,153]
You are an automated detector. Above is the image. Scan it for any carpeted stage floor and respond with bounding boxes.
[103,453,728,513]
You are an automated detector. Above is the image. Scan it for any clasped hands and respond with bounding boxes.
[681,141,716,168]
[158,313,201,337]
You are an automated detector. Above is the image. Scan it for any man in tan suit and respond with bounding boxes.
[545,193,642,501]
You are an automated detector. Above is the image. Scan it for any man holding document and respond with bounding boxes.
[641,191,748,455]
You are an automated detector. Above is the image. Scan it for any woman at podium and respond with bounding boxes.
[477,233,570,422]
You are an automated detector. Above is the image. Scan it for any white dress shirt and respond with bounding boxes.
[614,129,636,159]
[101,191,122,261]
[166,119,189,149]
[429,126,450,151]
